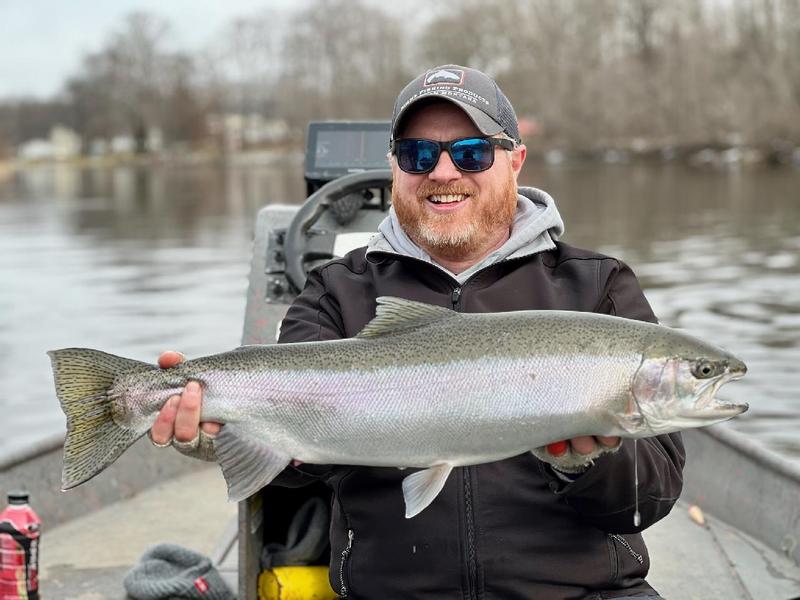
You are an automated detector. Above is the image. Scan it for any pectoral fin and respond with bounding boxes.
[401,464,453,519]
[213,426,291,502]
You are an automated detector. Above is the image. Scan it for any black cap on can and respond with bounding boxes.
[8,491,29,505]
[390,64,520,143]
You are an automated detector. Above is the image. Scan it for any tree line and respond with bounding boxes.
[1,0,798,158]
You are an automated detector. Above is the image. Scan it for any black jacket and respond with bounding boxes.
[276,241,684,600]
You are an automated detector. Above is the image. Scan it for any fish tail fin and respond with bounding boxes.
[48,348,153,490]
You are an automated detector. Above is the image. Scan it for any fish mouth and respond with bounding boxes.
[681,398,748,420]
[681,368,748,420]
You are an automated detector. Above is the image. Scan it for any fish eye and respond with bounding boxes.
[691,360,721,379]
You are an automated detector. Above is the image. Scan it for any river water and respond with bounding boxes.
[1,159,798,462]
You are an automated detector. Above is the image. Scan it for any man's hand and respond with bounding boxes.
[150,351,221,446]
[546,436,620,458]
[535,435,623,476]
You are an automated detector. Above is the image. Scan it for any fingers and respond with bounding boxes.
[596,435,620,448]
[174,381,203,442]
[546,436,623,457]
[155,348,217,443]
[201,421,222,436]
[545,440,569,456]
[158,350,185,369]
[569,436,597,455]
[153,352,222,445]
[151,395,180,445]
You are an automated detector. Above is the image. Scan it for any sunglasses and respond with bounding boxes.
[391,136,515,174]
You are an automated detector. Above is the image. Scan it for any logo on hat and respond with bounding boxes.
[425,69,463,86]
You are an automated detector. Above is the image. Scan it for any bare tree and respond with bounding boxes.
[8,0,800,155]
[66,12,203,151]
[275,0,409,129]
[201,10,282,115]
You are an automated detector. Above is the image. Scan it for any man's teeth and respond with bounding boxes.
[428,194,467,204]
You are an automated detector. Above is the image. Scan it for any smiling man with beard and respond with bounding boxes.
[152,65,682,599]
[390,100,521,273]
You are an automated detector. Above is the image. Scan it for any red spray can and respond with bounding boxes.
[0,491,41,600]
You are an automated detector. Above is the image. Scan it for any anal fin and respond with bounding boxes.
[214,426,291,502]
[401,464,453,519]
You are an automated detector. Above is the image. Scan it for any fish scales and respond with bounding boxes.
[49,297,748,517]
[128,312,645,465]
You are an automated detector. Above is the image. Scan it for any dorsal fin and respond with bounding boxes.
[356,296,456,339]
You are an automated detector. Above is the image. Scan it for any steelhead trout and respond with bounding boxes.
[49,297,747,518]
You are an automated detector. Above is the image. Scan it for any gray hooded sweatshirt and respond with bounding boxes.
[366,186,565,284]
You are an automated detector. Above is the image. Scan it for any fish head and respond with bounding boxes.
[622,330,748,436]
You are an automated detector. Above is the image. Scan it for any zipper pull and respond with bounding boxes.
[345,528,354,550]
[339,529,354,597]
[451,286,462,307]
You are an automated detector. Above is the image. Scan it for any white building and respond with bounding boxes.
[50,126,81,160]
[18,125,81,161]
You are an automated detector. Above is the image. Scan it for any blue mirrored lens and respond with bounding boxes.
[450,138,492,171]
[395,138,496,173]
[397,139,439,173]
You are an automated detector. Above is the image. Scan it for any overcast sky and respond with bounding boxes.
[0,0,304,98]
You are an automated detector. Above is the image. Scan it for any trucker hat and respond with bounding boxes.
[391,64,520,143]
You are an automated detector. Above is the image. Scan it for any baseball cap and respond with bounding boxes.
[391,64,520,143]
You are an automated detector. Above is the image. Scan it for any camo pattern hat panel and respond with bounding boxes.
[391,64,520,143]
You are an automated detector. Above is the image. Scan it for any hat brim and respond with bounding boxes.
[393,95,504,139]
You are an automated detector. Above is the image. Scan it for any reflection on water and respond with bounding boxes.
[530,163,800,459]
[0,160,303,456]
[0,160,798,461]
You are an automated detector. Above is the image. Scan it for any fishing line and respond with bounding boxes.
[633,439,641,527]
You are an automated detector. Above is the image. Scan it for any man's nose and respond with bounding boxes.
[428,150,462,183]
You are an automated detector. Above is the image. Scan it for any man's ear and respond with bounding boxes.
[510,144,527,179]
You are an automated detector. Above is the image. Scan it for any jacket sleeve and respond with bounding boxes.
[267,266,346,486]
[547,259,686,533]
[278,265,347,343]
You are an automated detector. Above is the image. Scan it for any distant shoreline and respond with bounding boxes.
[3,140,799,172]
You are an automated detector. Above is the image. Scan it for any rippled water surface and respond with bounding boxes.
[1,160,798,461]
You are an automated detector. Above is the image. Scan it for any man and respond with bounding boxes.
[152,65,683,599]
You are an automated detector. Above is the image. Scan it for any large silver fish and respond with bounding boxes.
[49,297,747,518]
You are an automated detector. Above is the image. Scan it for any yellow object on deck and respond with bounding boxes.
[258,566,337,600]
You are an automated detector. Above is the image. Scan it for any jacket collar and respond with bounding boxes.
[366,186,565,284]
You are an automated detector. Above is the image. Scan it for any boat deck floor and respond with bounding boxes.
[40,466,800,599]
[39,466,237,599]
[644,502,800,599]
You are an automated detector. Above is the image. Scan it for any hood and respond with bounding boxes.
[366,186,565,283]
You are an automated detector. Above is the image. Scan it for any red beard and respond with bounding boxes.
[392,174,518,261]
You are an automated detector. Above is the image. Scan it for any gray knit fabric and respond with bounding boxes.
[172,429,218,462]
[124,544,234,600]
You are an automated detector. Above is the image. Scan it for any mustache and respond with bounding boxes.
[415,181,477,201]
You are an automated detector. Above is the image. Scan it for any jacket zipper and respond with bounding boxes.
[463,467,478,599]
[609,533,643,564]
[451,285,478,599]
[451,286,462,309]
[339,529,354,597]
